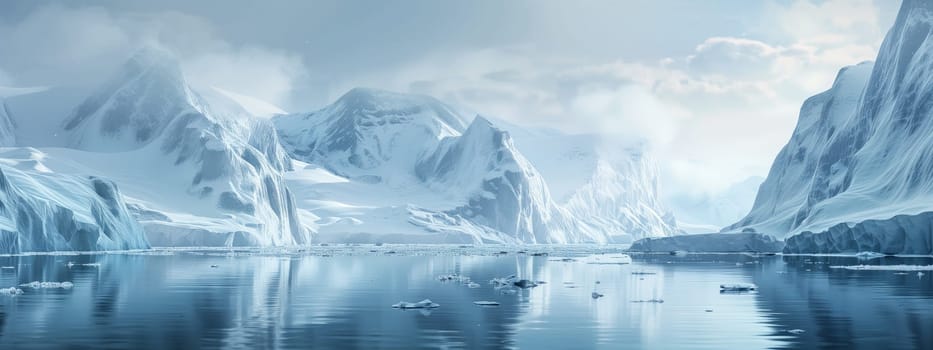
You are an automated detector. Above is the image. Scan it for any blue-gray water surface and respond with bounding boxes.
[0,247,931,349]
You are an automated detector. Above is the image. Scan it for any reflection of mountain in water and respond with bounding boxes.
[750,256,933,349]
[0,253,930,348]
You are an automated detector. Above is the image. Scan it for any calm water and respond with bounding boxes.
[0,248,931,349]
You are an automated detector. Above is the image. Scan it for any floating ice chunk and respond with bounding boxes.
[392,299,440,309]
[512,279,538,289]
[0,287,23,295]
[855,251,885,259]
[787,329,806,335]
[437,274,471,283]
[632,299,664,303]
[67,262,101,268]
[473,301,500,306]
[19,281,74,289]
[490,275,516,286]
[591,292,604,299]
[829,265,933,271]
[467,282,481,288]
[720,283,757,291]
[582,253,632,265]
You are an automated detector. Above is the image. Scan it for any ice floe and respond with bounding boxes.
[0,287,23,295]
[829,265,933,271]
[720,283,757,291]
[391,299,440,309]
[19,281,74,289]
[473,301,500,306]
[854,251,885,259]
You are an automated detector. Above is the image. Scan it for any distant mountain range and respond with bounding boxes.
[0,50,678,251]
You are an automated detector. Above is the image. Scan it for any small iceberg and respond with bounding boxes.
[19,281,74,289]
[0,266,15,270]
[473,301,500,306]
[392,299,440,309]
[437,274,470,283]
[720,283,757,291]
[490,275,517,286]
[829,265,933,271]
[855,251,885,259]
[0,287,23,295]
[67,262,101,268]
[467,282,481,288]
[787,329,806,335]
[632,299,664,303]
[512,280,538,289]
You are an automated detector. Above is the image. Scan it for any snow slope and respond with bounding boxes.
[5,48,309,247]
[726,0,933,254]
[0,148,149,253]
[414,117,594,243]
[275,88,465,183]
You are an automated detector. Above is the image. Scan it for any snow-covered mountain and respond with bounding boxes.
[726,0,933,254]
[669,176,763,233]
[3,48,309,247]
[275,88,465,183]
[500,122,678,242]
[276,88,677,243]
[561,150,678,240]
[0,148,149,253]
[414,117,591,243]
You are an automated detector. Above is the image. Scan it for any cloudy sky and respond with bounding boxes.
[0,0,901,198]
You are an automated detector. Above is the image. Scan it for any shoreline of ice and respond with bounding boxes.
[829,265,933,271]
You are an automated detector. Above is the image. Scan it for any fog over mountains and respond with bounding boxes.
[0,1,930,253]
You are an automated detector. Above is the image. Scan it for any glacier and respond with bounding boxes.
[726,0,933,254]
[0,148,149,253]
[500,119,679,242]
[3,48,309,248]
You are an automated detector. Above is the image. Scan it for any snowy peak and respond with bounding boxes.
[414,115,579,243]
[416,115,527,190]
[274,88,466,180]
[62,47,199,152]
[727,2,933,254]
[331,88,467,132]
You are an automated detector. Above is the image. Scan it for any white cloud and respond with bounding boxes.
[568,85,681,147]
[0,4,306,108]
[183,47,305,110]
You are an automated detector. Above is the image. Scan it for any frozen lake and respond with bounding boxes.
[0,246,931,349]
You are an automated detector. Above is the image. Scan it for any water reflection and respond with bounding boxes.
[0,252,929,349]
